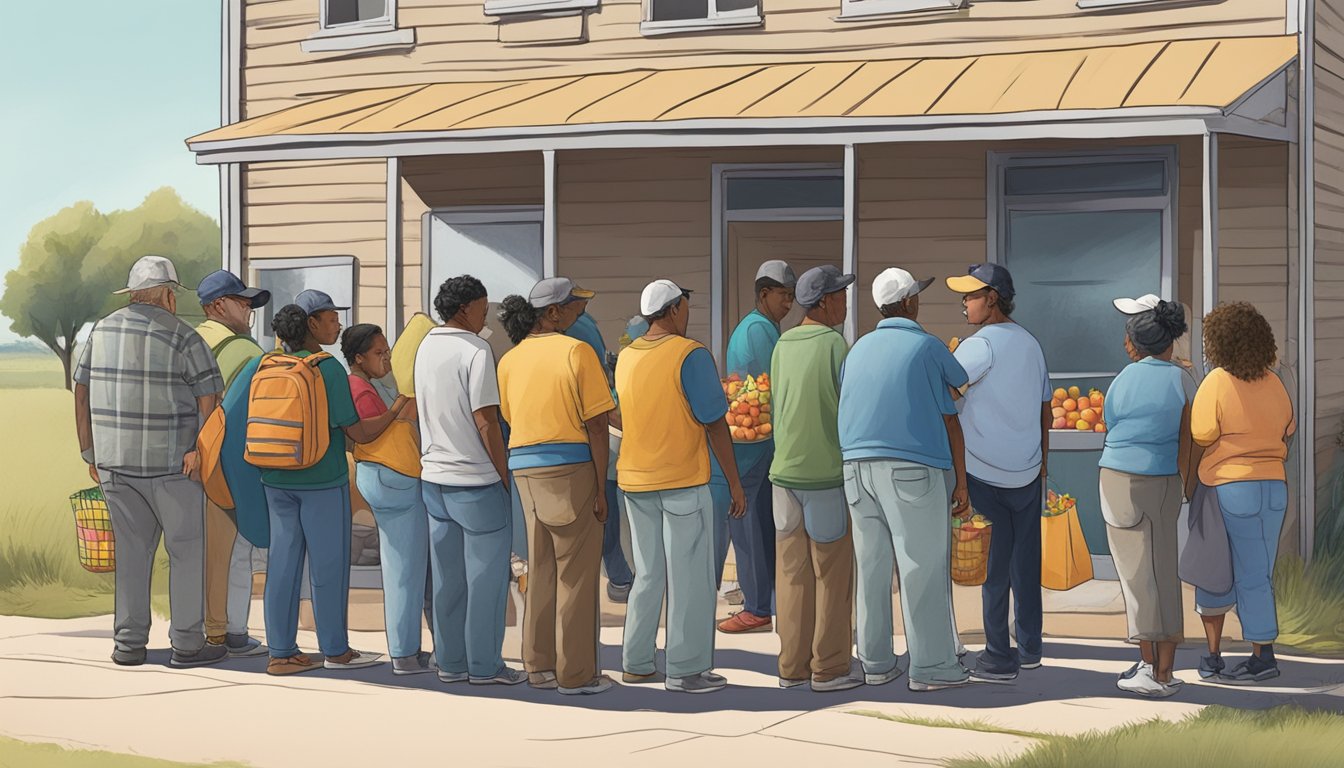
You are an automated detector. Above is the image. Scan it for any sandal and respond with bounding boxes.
[267,653,323,676]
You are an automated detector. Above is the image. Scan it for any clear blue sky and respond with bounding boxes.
[0,2,221,343]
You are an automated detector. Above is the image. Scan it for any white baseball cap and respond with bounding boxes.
[1113,294,1162,314]
[528,277,594,309]
[872,267,934,308]
[640,279,692,316]
[113,255,184,295]
[755,260,797,288]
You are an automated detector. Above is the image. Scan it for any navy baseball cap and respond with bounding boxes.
[197,270,271,308]
[946,263,1016,301]
[295,289,349,315]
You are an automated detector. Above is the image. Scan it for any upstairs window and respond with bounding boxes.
[839,0,959,20]
[323,0,393,30]
[642,0,762,35]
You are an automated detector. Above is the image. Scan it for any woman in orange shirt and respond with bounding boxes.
[1190,302,1295,685]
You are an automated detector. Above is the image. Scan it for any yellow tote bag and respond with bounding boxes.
[1041,490,1093,591]
[391,313,436,397]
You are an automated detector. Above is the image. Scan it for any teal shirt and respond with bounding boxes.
[260,351,360,491]
[1100,357,1197,476]
[712,309,780,481]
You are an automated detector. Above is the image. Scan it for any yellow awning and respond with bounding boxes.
[189,35,1295,149]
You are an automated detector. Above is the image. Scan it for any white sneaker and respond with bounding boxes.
[558,674,614,695]
[323,649,384,670]
[1116,663,1178,698]
[864,666,905,686]
[470,666,528,686]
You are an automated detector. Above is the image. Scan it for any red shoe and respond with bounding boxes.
[717,611,772,634]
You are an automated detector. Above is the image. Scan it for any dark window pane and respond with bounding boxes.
[717,0,759,13]
[1004,161,1166,197]
[651,0,710,21]
[727,177,843,210]
[327,0,387,25]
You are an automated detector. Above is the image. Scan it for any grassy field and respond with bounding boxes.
[0,351,168,618]
[854,706,1344,767]
[0,350,67,389]
[0,736,247,768]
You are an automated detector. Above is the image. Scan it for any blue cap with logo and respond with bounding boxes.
[945,263,1016,300]
[197,270,271,308]
[294,289,349,315]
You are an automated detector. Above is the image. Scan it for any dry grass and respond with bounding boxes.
[0,736,248,768]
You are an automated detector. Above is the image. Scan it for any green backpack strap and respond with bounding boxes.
[210,334,250,357]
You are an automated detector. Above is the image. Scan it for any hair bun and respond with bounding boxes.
[1153,300,1188,338]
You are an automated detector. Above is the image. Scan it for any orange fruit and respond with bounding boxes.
[1051,397,1062,408]
[1062,398,1078,412]
[1080,408,1097,423]
[1066,412,1080,424]
[1051,406,1066,419]
[1091,394,1104,409]
[760,404,771,413]
[759,414,770,424]
[758,424,772,436]
[1068,386,1081,399]
[742,428,757,441]
[1094,423,1106,433]
[1075,420,1091,431]
[749,406,761,418]
[1052,417,1067,429]
[731,427,743,439]
[1053,388,1067,401]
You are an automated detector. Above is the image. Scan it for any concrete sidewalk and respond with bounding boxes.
[3,595,1341,768]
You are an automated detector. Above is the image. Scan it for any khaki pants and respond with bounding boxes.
[204,498,254,639]
[1099,469,1185,643]
[774,487,855,682]
[515,462,603,689]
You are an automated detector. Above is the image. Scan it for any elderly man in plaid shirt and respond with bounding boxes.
[74,255,228,668]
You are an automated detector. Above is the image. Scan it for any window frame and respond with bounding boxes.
[248,255,359,366]
[485,0,599,17]
[640,0,764,37]
[837,0,960,21]
[1076,0,1178,8]
[319,0,395,33]
[419,206,546,316]
[303,0,415,54]
[986,147,1179,380]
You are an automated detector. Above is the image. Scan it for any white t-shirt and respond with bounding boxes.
[953,322,1052,489]
[415,326,502,487]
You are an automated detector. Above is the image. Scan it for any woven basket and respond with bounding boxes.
[951,521,992,587]
[69,487,115,573]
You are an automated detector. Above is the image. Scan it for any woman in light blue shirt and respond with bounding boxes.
[1098,296,1198,698]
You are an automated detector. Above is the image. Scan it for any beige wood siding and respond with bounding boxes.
[1217,137,1291,351]
[241,0,1287,118]
[1315,1,1344,495]
[244,158,388,325]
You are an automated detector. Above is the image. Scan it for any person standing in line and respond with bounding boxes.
[74,255,228,668]
[1190,302,1295,685]
[258,291,401,675]
[945,264,1051,684]
[498,278,617,695]
[617,280,746,694]
[564,294,635,604]
[769,265,862,693]
[416,276,526,687]
[840,268,973,692]
[342,323,435,676]
[1100,296,1198,698]
[194,269,272,658]
[716,260,795,634]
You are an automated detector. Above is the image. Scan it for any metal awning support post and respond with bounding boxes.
[385,157,403,345]
[543,149,558,278]
[843,143,858,344]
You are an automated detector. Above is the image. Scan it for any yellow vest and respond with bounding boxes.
[352,420,422,479]
[615,335,710,493]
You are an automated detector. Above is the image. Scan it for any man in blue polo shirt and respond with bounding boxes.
[839,267,972,692]
[716,260,795,634]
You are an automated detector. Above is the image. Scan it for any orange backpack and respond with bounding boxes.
[198,405,234,508]
[244,351,333,470]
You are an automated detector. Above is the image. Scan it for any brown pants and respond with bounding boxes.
[204,498,240,640]
[515,462,603,689]
[776,502,855,682]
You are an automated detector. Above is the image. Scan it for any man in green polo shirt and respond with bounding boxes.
[194,270,271,657]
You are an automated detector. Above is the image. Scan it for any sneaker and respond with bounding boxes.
[437,670,469,683]
[1216,655,1280,685]
[970,667,1018,684]
[623,670,665,684]
[267,654,323,676]
[724,587,745,606]
[559,674,614,695]
[909,674,971,692]
[1116,663,1178,698]
[607,581,632,604]
[779,677,809,689]
[717,611,772,634]
[111,647,146,667]
[324,649,384,670]
[864,666,904,686]
[170,643,229,668]
[392,652,436,676]
[225,633,268,658]
[470,666,527,686]
[1199,652,1226,680]
[666,671,727,694]
[529,671,559,689]
[1119,661,1148,681]
[1020,659,1042,670]
[811,675,864,693]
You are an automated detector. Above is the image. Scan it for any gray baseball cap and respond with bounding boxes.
[755,260,797,288]
[528,277,595,309]
[795,265,856,308]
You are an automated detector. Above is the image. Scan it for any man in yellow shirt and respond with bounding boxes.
[616,280,745,694]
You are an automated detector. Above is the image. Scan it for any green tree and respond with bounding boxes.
[0,203,111,390]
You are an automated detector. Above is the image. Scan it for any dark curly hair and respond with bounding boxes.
[1126,300,1189,357]
[497,296,540,345]
[433,275,488,324]
[340,323,384,364]
[1203,301,1276,381]
[271,304,309,352]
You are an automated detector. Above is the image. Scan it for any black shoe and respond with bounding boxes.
[1216,654,1280,685]
[606,580,631,604]
[111,647,146,666]
[1198,652,1225,680]
[170,643,229,668]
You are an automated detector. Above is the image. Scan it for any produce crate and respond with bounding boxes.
[951,514,992,586]
[69,487,115,573]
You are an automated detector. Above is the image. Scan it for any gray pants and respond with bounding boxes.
[102,471,206,653]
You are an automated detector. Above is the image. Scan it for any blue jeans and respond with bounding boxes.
[603,478,634,586]
[510,473,528,560]
[969,475,1043,674]
[356,462,431,660]
[263,484,352,659]
[727,449,776,617]
[1195,480,1288,643]
[422,480,512,679]
[708,483,732,587]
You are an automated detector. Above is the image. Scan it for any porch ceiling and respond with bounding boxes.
[188,35,1296,156]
